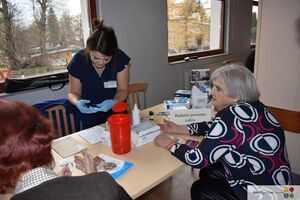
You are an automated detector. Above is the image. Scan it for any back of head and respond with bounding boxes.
[86,18,118,56]
[0,101,52,187]
[211,63,260,102]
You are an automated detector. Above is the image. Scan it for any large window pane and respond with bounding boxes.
[167,0,224,62]
[0,0,90,81]
[251,1,258,46]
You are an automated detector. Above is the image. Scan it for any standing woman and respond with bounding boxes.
[68,18,130,129]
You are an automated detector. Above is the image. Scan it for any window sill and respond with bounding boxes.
[168,53,229,65]
[0,70,68,94]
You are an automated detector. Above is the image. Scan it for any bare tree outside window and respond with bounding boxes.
[0,0,21,70]
[167,0,224,62]
[0,0,85,80]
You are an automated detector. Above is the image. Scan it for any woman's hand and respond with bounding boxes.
[154,134,176,150]
[158,119,189,134]
[58,165,72,176]
[96,99,115,112]
[75,99,101,114]
[74,151,96,174]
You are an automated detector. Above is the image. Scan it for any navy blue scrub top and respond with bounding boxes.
[67,48,130,128]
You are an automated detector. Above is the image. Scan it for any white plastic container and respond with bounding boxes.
[132,103,141,125]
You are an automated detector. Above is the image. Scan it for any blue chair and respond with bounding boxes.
[33,99,82,138]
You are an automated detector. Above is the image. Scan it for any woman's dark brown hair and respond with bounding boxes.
[0,101,52,187]
[86,18,118,57]
[84,18,119,78]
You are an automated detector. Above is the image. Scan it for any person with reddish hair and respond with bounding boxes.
[0,101,131,200]
[0,99,7,104]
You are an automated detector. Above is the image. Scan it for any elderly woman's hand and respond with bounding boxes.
[154,134,176,150]
[158,119,189,135]
[74,151,96,174]
[58,165,72,176]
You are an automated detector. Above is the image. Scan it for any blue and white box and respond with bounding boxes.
[164,97,190,110]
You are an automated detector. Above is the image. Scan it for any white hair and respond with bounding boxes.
[210,63,260,102]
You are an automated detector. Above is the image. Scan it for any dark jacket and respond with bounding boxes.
[11,172,132,200]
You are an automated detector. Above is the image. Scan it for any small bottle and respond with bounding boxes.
[132,103,141,125]
[149,111,154,120]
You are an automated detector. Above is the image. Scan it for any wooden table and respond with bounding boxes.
[0,104,201,200]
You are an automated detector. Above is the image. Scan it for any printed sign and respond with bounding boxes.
[169,108,211,125]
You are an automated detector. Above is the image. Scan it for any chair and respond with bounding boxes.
[127,82,148,111]
[46,105,75,138]
[33,99,82,138]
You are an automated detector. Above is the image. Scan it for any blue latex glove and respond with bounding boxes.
[96,99,115,112]
[75,99,101,114]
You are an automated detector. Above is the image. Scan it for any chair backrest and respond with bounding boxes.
[127,82,148,111]
[46,105,75,138]
[33,99,81,138]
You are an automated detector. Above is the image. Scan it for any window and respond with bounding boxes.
[0,0,96,89]
[251,0,258,48]
[167,0,224,63]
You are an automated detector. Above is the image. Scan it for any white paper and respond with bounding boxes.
[58,157,73,166]
[78,126,111,146]
[52,136,87,158]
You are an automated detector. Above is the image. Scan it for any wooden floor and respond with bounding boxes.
[136,165,200,200]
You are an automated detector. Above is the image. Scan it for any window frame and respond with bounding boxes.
[0,0,97,93]
[168,0,225,63]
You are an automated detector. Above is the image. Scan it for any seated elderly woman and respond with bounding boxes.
[0,101,131,200]
[155,64,293,200]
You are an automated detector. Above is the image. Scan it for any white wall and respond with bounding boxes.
[255,0,300,174]
[255,0,300,110]
[285,132,300,175]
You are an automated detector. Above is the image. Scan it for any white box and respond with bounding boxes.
[191,86,210,108]
[131,121,161,147]
[191,94,209,109]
